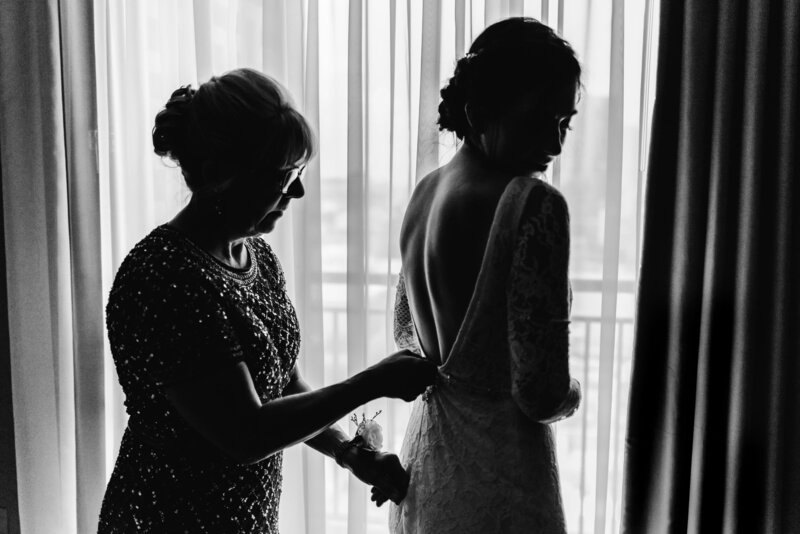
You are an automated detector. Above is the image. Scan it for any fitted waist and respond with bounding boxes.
[409,381,558,465]
[426,367,511,401]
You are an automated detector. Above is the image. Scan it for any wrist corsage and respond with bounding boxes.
[334,411,384,467]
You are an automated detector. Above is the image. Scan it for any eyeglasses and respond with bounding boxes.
[279,165,305,194]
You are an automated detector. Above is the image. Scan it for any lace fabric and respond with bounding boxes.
[393,271,421,355]
[389,177,580,534]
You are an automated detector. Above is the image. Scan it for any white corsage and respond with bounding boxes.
[334,410,384,467]
[352,411,384,451]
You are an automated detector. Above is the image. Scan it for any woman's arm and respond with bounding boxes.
[164,350,434,465]
[282,364,350,457]
[283,365,411,503]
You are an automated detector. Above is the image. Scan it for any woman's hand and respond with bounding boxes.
[370,486,392,507]
[363,350,437,401]
[340,446,409,505]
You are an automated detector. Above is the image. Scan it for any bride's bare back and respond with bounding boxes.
[399,146,514,365]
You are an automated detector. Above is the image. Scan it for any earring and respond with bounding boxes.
[214,200,223,217]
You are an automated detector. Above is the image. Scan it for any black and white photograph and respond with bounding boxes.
[0,1,797,533]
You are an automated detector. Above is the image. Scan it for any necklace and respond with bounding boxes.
[158,224,258,285]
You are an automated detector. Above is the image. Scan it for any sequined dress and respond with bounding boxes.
[98,225,299,533]
[389,177,582,533]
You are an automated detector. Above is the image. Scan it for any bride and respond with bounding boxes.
[384,18,583,533]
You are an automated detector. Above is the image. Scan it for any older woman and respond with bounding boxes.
[97,68,435,533]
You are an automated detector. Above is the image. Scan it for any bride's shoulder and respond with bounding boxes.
[404,170,440,218]
[508,175,563,197]
[509,176,567,208]
[499,177,569,231]
[410,167,442,196]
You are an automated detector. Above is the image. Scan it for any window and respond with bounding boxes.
[94,1,658,532]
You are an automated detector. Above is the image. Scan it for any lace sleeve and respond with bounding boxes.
[507,185,580,424]
[393,270,422,354]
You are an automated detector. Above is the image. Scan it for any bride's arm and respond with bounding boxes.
[507,185,581,424]
[393,271,422,354]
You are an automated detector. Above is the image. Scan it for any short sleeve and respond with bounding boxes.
[393,270,422,354]
[507,185,580,423]
[122,274,245,387]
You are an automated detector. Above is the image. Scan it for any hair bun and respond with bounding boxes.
[437,55,475,139]
[152,85,196,161]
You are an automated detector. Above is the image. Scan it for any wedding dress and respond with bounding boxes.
[389,176,581,534]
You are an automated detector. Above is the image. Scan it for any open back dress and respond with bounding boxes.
[389,176,581,534]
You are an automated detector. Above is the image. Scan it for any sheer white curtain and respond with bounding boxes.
[3,0,656,532]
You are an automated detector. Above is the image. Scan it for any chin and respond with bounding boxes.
[252,225,275,235]
[239,223,271,238]
[255,218,280,235]
[509,158,548,176]
[245,210,283,235]
[515,165,547,177]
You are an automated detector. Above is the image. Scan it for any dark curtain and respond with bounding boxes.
[623,1,800,533]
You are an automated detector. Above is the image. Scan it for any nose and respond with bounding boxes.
[284,177,305,199]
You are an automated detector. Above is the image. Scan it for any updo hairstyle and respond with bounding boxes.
[438,17,581,140]
[152,68,315,193]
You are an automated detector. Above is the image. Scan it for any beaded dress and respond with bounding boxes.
[389,177,581,534]
[98,225,299,533]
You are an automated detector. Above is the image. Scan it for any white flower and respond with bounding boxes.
[358,419,383,451]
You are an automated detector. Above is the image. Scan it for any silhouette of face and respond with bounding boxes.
[477,81,578,175]
[221,162,306,236]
